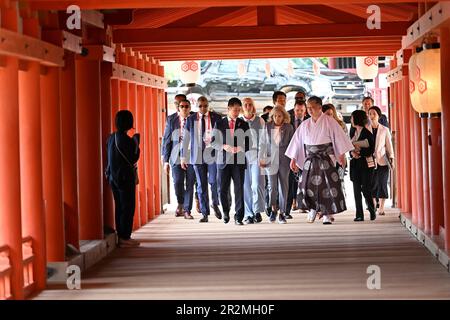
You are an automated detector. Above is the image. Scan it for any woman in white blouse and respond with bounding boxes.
[368,106,395,216]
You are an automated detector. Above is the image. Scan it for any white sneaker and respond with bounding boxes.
[323,215,333,224]
[307,210,317,223]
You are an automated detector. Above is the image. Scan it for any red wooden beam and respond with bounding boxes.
[289,5,364,23]
[257,6,276,26]
[276,5,331,25]
[119,8,205,29]
[30,0,430,10]
[126,36,401,48]
[163,7,244,28]
[201,6,256,27]
[113,22,410,44]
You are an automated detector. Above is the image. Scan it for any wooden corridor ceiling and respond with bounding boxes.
[30,1,428,61]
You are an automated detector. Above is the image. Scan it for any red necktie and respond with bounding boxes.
[229,119,235,136]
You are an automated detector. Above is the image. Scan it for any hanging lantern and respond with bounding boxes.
[265,60,271,77]
[415,44,441,115]
[408,50,424,114]
[237,61,247,77]
[356,56,379,82]
[287,60,294,77]
[312,60,321,76]
[180,61,200,86]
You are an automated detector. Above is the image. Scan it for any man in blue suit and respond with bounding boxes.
[211,98,251,225]
[162,99,195,219]
[181,96,222,223]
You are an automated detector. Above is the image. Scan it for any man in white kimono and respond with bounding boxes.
[285,96,354,224]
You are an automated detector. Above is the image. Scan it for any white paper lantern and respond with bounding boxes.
[265,61,271,77]
[416,46,441,114]
[180,61,200,86]
[287,60,294,77]
[356,56,379,81]
[408,52,423,113]
[237,61,247,77]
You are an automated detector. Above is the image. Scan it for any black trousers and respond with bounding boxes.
[111,182,136,240]
[218,164,245,222]
[352,169,375,219]
[286,170,301,214]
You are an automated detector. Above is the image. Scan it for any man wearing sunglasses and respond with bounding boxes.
[181,96,222,222]
[162,99,196,219]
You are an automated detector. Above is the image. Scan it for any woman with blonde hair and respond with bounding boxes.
[322,103,348,135]
[260,106,294,224]
[240,97,266,224]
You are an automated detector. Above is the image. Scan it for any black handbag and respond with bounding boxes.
[115,133,139,185]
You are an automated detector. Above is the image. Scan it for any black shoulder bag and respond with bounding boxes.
[115,133,139,185]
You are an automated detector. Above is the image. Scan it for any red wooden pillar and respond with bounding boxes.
[151,61,161,215]
[101,62,115,232]
[136,57,148,226]
[0,3,25,299]
[413,114,424,230]
[394,81,403,210]
[409,106,418,225]
[428,115,444,236]
[76,59,103,240]
[422,117,431,234]
[127,53,140,230]
[402,75,413,215]
[60,52,80,250]
[41,67,66,261]
[441,26,450,249]
[144,57,155,220]
[18,15,47,291]
[111,79,120,129]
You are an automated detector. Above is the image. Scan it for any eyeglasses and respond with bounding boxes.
[179,105,190,109]
[198,104,208,108]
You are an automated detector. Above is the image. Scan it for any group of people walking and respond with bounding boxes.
[105,89,394,246]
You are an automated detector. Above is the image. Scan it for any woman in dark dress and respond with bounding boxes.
[349,110,376,222]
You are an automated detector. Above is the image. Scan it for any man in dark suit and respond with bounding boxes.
[181,96,222,223]
[212,97,251,225]
[162,99,196,219]
[261,91,287,122]
[286,99,310,218]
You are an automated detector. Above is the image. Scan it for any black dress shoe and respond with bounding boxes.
[285,213,293,220]
[199,216,208,223]
[354,217,364,222]
[235,220,244,225]
[244,217,254,224]
[370,214,376,221]
[254,213,262,223]
[212,205,222,220]
[223,213,230,224]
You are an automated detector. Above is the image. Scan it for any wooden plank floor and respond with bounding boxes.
[35,208,450,300]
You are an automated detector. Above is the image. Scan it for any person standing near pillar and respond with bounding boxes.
[181,96,222,222]
[106,110,141,247]
[162,99,196,219]
[212,97,251,225]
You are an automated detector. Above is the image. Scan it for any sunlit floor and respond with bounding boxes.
[35,204,450,300]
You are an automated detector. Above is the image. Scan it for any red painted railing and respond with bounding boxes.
[0,245,12,300]
[22,237,35,297]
